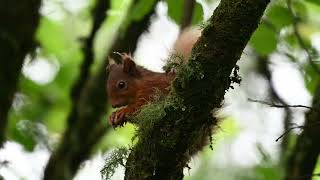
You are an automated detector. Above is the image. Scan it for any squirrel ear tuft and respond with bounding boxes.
[106,57,116,72]
[122,53,140,76]
[108,57,116,66]
[112,52,125,64]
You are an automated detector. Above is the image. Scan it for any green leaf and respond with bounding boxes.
[37,17,66,57]
[167,0,183,24]
[314,157,320,180]
[254,165,282,180]
[304,62,320,94]
[306,0,320,6]
[130,0,158,21]
[37,17,83,64]
[284,33,298,48]
[249,23,278,55]
[192,2,203,25]
[293,1,308,20]
[166,0,203,25]
[267,5,293,29]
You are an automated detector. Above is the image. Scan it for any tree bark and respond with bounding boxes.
[125,0,270,179]
[0,0,41,147]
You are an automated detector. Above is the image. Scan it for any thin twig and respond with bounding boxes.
[275,122,320,142]
[275,125,305,142]
[286,0,320,74]
[248,98,313,110]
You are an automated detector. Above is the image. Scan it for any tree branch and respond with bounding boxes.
[69,0,109,121]
[285,82,320,180]
[43,0,110,179]
[124,0,270,179]
[248,98,313,110]
[180,0,196,30]
[0,0,41,147]
[275,122,320,142]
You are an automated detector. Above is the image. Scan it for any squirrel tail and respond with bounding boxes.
[172,27,201,60]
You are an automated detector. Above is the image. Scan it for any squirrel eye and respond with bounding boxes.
[117,80,127,90]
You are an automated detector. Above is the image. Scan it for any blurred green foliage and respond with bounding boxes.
[4,0,320,179]
[315,157,320,180]
[7,0,131,151]
[250,0,320,94]
[166,0,203,26]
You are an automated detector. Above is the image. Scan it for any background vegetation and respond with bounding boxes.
[0,0,320,179]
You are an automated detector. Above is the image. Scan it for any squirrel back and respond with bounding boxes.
[106,28,201,127]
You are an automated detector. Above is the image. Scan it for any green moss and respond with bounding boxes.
[130,91,185,142]
[199,20,211,30]
[130,93,167,127]
[100,147,128,180]
[162,54,184,73]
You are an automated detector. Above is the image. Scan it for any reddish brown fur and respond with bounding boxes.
[107,28,201,127]
[107,59,175,127]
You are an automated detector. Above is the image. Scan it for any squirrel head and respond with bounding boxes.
[106,53,141,108]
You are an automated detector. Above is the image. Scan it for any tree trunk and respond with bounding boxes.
[0,0,41,147]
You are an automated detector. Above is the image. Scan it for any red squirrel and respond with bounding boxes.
[106,28,201,127]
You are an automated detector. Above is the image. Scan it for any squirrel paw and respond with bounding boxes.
[109,109,127,127]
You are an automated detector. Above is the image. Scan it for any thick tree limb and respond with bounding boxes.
[43,1,157,180]
[0,0,41,147]
[124,0,270,179]
[285,82,320,180]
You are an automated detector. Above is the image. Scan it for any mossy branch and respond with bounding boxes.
[124,0,270,179]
